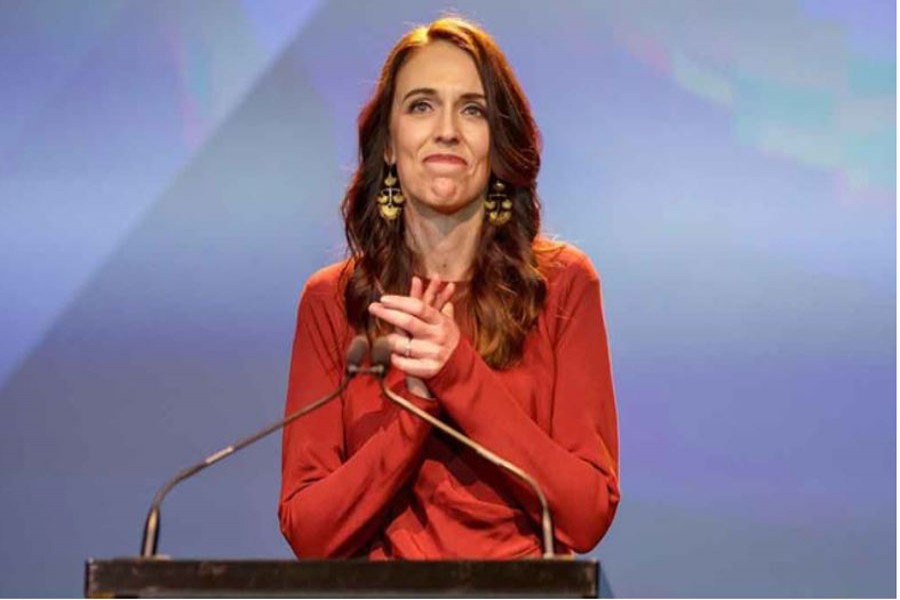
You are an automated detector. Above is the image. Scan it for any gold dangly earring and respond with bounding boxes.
[485,178,512,225]
[376,163,405,221]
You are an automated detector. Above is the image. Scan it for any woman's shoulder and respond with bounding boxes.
[300,259,352,302]
[535,238,600,288]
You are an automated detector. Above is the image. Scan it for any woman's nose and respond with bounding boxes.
[434,109,460,145]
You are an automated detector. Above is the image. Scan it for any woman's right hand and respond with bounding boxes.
[398,275,455,399]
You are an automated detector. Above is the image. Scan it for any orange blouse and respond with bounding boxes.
[279,243,619,558]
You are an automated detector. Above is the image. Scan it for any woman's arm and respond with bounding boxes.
[369,255,619,552]
[428,260,619,552]
[278,278,438,558]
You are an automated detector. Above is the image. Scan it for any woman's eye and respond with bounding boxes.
[463,104,486,117]
[409,100,431,113]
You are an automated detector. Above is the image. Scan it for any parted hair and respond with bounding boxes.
[341,16,551,369]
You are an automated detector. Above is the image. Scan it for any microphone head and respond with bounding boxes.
[371,336,392,377]
[345,335,369,371]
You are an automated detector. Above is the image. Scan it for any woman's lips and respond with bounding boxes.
[424,153,467,165]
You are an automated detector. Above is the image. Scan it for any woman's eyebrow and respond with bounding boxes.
[401,87,486,102]
[401,87,437,102]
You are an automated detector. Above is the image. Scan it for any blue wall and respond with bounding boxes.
[0,0,894,596]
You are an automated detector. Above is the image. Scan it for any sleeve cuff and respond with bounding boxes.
[389,378,441,418]
[425,335,478,397]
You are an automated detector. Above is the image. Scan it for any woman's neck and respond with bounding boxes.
[404,199,483,282]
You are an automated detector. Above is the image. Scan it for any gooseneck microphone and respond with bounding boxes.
[370,337,557,558]
[139,335,371,558]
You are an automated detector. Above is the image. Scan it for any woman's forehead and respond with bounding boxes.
[394,41,484,97]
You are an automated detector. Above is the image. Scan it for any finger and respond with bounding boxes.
[399,277,425,336]
[369,302,431,335]
[390,353,437,379]
[409,276,423,300]
[441,301,455,320]
[379,295,441,324]
[422,275,441,308]
[434,282,456,310]
[386,332,417,358]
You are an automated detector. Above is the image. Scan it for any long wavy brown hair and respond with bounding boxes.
[342,16,552,369]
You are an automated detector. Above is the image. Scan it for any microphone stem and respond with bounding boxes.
[380,382,556,558]
[140,375,352,558]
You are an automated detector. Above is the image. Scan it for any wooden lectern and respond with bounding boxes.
[85,557,599,597]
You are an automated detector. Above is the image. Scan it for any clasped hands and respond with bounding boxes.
[367,276,461,397]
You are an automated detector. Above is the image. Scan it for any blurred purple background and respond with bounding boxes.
[0,0,894,596]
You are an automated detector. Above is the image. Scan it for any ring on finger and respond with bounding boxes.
[405,336,413,358]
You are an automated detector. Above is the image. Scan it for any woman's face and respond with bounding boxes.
[386,41,491,216]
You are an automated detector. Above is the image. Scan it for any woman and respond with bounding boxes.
[279,16,619,559]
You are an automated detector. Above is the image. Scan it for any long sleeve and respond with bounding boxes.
[278,270,440,558]
[425,253,620,553]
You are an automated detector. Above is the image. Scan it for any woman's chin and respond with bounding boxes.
[428,177,461,200]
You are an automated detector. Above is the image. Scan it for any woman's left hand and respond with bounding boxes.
[368,276,460,380]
